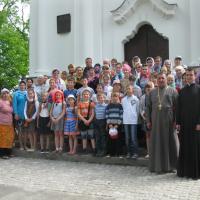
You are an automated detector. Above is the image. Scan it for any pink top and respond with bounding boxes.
[0,99,13,125]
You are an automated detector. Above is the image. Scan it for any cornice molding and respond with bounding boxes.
[111,0,177,24]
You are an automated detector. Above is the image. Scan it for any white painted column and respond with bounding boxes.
[29,0,39,76]
[189,0,200,65]
[92,0,103,64]
[36,0,50,75]
[78,0,94,65]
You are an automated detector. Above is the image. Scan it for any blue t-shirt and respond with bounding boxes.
[64,89,77,99]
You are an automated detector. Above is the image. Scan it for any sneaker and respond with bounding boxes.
[145,154,149,159]
[19,147,24,151]
[1,156,9,159]
[126,153,131,158]
[40,149,45,154]
[29,148,35,152]
[45,149,50,153]
[131,154,138,159]
[26,148,34,152]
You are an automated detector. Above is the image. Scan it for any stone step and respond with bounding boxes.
[13,149,149,167]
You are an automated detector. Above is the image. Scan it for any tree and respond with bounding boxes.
[0,0,29,89]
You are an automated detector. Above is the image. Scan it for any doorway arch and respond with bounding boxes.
[124,24,169,64]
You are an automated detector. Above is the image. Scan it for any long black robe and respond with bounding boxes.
[176,83,200,179]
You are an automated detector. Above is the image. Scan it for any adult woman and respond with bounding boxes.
[13,81,27,150]
[0,88,14,159]
[87,67,99,92]
[46,69,66,91]
[75,66,83,89]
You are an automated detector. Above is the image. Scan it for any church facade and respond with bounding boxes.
[30,0,200,76]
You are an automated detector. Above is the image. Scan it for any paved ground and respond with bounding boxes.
[0,158,200,200]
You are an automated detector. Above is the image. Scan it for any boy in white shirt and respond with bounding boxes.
[122,85,140,159]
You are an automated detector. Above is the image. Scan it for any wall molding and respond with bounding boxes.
[111,0,177,24]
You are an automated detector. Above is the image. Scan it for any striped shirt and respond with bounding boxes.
[105,103,123,125]
[95,103,107,120]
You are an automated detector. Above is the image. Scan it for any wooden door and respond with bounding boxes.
[124,24,169,65]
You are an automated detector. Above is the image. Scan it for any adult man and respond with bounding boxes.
[35,75,49,102]
[146,72,179,173]
[153,56,162,73]
[83,57,93,78]
[176,68,200,179]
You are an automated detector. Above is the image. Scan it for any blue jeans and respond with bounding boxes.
[124,124,138,155]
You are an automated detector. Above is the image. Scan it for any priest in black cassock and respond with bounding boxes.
[176,68,200,179]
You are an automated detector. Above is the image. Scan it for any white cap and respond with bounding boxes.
[175,56,182,60]
[1,88,9,93]
[67,94,76,100]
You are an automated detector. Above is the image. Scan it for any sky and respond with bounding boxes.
[17,2,30,22]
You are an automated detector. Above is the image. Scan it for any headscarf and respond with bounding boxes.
[52,90,64,103]
[122,64,131,73]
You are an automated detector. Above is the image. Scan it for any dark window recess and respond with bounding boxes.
[57,14,71,34]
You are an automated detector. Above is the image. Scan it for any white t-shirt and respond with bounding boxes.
[39,103,49,117]
[121,95,139,124]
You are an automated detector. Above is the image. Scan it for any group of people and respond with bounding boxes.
[0,56,200,180]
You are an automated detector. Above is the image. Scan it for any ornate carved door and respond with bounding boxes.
[124,24,169,64]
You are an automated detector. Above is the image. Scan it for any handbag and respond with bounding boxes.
[108,127,118,139]
[78,102,91,131]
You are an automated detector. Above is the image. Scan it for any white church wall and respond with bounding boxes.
[102,0,190,64]
[30,0,200,76]
[30,0,75,75]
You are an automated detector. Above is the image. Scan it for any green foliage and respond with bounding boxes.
[0,0,29,89]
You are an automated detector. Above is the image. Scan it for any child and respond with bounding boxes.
[110,80,123,102]
[91,83,104,104]
[120,64,131,94]
[64,95,79,155]
[140,82,154,158]
[47,78,58,111]
[37,92,51,153]
[129,75,142,99]
[50,90,66,153]
[77,77,94,102]
[63,77,77,100]
[77,89,96,154]
[102,75,113,102]
[24,89,39,151]
[122,85,140,159]
[94,93,108,156]
[105,92,123,157]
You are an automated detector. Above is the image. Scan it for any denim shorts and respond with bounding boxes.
[81,129,95,139]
